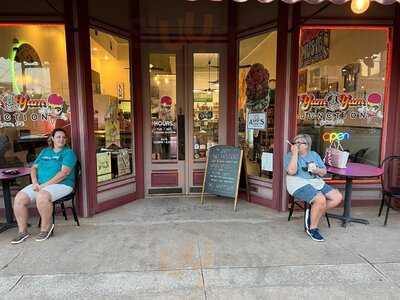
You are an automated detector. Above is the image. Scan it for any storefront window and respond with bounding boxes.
[149,53,177,161]
[193,53,219,160]
[0,24,70,169]
[90,29,134,182]
[238,31,277,179]
[296,28,388,167]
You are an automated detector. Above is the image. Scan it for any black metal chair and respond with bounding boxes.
[349,148,369,163]
[39,161,80,227]
[288,195,331,230]
[378,156,400,226]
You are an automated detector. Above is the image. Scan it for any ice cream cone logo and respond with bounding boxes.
[367,93,382,118]
[160,96,173,121]
[47,94,64,117]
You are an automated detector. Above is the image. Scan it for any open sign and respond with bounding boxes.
[322,132,351,143]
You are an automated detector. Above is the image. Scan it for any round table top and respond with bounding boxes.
[327,162,383,178]
[0,167,31,181]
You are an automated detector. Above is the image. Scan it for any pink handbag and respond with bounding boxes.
[324,140,349,169]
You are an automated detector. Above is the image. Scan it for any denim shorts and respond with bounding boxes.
[292,183,334,204]
[20,184,73,204]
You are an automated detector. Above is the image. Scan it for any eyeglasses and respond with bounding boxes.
[295,142,307,145]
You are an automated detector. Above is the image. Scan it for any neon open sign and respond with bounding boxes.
[322,132,351,143]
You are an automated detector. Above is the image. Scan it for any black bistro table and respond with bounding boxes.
[0,167,31,233]
[326,162,383,227]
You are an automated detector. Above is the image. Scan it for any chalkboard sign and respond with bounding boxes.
[201,145,244,211]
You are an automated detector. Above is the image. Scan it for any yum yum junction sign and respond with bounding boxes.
[297,92,383,124]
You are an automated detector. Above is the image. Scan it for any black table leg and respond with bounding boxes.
[327,177,369,227]
[342,176,353,226]
[0,180,17,233]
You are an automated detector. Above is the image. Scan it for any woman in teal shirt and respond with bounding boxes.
[11,128,77,244]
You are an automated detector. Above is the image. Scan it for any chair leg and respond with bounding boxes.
[378,194,385,217]
[384,196,392,226]
[288,201,294,221]
[61,202,68,220]
[71,200,80,226]
[325,213,331,228]
[52,202,56,225]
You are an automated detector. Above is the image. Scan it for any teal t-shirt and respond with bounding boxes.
[34,147,77,187]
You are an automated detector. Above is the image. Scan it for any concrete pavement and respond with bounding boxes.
[0,196,399,299]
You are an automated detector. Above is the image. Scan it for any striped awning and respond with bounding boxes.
[187,0,399,4]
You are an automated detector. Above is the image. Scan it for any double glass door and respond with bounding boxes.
[142,44,226,195]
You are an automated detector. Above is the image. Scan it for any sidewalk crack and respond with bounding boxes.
[357,253,394,284]
[1,249,24,271]
[8,275,24,292]
[197,240,207,300]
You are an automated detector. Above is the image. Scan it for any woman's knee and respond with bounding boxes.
[14,192,30,208]
[36,191,52,205]
[313,193,327,208]
[331,190,343,205]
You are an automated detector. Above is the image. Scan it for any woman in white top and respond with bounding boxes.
[284,134,342,242]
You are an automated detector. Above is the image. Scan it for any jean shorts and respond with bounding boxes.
[292,183,334,204]
[20,184,73,204]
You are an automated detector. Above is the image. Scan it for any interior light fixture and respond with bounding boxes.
[233,0,249,2]
[351,0,370,14]
[257,0,274,3]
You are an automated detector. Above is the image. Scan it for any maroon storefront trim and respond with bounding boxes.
[193,170,205,186]
[97,180,136,193]
[95,193,137,214]
[226,1,238,146]
[249,194,274,208]
[386,5,400,157]
[272,2,291,211]
[151,171,179,187]
[132,0,145,199]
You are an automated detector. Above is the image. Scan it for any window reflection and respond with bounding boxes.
[238,31,277,179]
[150,54,177,160]
[297,28,388,167]
[90,29,134,182]
[193,53,219,160]
[0,25,70,170]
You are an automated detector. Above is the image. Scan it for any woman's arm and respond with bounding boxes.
[40,166,71,188]
[31,166,38,184]
[287,145,299,175]
[310,151,327,177]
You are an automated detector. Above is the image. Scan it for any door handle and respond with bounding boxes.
[178,113,185,160]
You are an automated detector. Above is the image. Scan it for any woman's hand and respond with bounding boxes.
[290,144,298,155]
[32,183,41,192]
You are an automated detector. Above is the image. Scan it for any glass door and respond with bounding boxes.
[143,44,226,195]
[187,45,227,192]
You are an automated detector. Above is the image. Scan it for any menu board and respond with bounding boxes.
[201,145,244,211]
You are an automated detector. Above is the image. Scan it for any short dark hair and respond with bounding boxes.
[48,128,67,148]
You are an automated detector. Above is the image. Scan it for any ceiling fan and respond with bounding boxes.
[199,60,219,93]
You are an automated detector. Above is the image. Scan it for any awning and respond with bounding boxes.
[277,0,398,3]
[189,0,399,4]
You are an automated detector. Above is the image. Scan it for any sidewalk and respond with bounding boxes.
[0,197,399,299]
